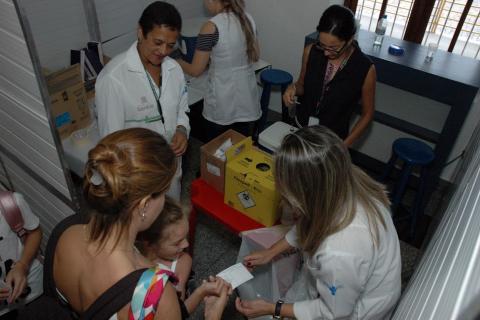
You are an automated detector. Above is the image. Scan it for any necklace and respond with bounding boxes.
[316,46,354,115]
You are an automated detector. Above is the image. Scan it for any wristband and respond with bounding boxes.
[273,299,284,319]
[176,125,188,137]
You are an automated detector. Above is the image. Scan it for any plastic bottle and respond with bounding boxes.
[374,15,388,47]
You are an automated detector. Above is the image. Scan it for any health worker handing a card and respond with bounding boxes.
[95,1,190,201]
[283,5,376,147]
[236,126,401,320]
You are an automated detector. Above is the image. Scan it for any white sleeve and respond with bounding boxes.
[175,72,190,137]
[292,241,372,319]
[95,75,126,138]
[285,225,300,248]
[13,193,39,231]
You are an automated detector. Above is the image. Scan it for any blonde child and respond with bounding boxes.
[137,197,229,316]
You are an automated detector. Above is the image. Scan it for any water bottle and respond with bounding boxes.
[374,15,388,47]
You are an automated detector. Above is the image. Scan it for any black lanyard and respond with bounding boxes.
[145,67,164,124]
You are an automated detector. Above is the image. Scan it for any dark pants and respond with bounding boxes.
[203,117,254,142]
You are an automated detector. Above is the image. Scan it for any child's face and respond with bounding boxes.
[154,217,189,261]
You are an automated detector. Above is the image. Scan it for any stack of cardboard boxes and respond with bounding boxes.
[45,64,91,139]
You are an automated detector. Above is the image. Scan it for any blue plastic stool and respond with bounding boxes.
[256,69,293,136]
[381,138,435,239]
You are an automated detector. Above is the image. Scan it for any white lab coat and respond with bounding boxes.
[284,202,401,320]
[203,12,261,125]
[95,42,190,200]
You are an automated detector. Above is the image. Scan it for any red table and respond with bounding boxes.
[189,178,265,250]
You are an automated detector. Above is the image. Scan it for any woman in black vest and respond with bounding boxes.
[283,5,376,147]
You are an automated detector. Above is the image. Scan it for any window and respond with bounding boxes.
[345,0,480,59]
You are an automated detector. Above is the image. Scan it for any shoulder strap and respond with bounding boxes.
[81,268,147,320]
[44,214,86,298]
[0,191,26,240]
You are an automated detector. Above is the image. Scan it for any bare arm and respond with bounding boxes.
[184,276,229,314]
[173,253,192,300]
[154,282,182,320]
[344,65,376,147]
[5,227,42,302]
[283,44,312,107]
[177,21,215,77]
[17,227,42,269]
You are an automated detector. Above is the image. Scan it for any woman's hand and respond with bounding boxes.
[243,249,274,270]
[5,262,29,303]
[171,128,188,156]
[282,84,297,108]
[235,297,275,318]
[204,281,232,320]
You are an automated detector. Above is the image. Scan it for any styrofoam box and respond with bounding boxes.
[258,121,298,152]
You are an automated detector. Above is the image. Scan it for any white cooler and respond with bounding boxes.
[258,121,298,153]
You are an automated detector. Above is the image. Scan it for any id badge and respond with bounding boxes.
[308,116,319,126]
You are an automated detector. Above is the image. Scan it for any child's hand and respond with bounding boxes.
[5,263,28,303]
[204,282,231,320]
[200,276,231,297]
[0,282,12,301]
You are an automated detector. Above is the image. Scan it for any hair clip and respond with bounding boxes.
[90,169,104,186]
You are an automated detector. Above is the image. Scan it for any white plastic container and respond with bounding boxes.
[258,121,298,153]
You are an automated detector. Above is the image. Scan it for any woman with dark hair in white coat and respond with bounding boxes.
[95,1,190,201]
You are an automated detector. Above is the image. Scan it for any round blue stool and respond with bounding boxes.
[255,69,293,136]
[381,138,435,239]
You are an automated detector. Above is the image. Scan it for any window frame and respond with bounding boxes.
[344,0,475,53]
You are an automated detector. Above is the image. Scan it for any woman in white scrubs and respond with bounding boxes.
[177,0,261,140]
[236,126,401,320]
[95,1,190,200]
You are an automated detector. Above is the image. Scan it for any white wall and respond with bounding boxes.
[245,0,480,182]
[17,0,206,71]
[1,0,76,248]
[19,0,90,71]
[98,0,207,58]
[392,113,480,320]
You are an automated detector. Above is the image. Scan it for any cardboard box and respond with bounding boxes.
[200,129,246,193]
[224,137,280,226]
[46,64,91,139]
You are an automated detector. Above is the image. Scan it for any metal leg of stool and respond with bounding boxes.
[410,166,428,239]
[381,153,397,182]
[254,82,272,139]
[391,163,413,214]
[280,82,292,123]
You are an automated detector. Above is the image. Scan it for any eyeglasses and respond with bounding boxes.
[314,40,348,55]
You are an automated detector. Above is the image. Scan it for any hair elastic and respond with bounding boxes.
[90,169,104,186]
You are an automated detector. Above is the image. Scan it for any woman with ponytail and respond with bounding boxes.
[177,0,261,140]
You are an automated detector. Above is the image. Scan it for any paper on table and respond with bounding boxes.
[216,263,253,289]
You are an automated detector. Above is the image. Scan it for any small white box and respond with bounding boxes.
[258,121,298,152]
